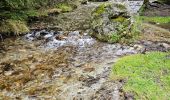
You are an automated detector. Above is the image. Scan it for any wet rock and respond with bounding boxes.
[133,44,143,51]
[83,67,95,72]
[92,81,121,100]
[68,31,80,36]
[55,34,67,40]
[82,76,100,87]
[159,43,170,50]
[44,33,53,39]
[74,63,85,67]
[115,48,137,56]
[4,71,14,76]
[58,63,68,67]
[138,41,170,52]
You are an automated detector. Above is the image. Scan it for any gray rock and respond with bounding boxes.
[90,2,132,43]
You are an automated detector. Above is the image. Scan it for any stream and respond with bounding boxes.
[0,30,139,100]
[1,29,169,99]
[0,0,170,100]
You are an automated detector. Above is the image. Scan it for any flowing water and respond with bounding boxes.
[1,1,169,99]
[0,30,139,100]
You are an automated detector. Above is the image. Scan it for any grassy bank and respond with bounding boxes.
[140,16,170,24]
[111,52,170,99]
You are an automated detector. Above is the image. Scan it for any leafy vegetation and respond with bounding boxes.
[111,52,170,99]
[0,0,76,35]
[0,0,53,10]
[0,0,55,34]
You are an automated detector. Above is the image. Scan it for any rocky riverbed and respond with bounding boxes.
[0,0,170,100]
[0,29,170,100]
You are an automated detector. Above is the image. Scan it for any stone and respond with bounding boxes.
[90,2,132,43]
[133,44,143,51]
[4,71,14,76]
[83,67,95,72]
[160,43,170,50]
[55,34,67,40]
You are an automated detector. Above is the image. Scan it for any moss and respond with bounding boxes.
[0,20,29,35]
[92,3,125,17]
[112,16,127,23]
[111,52,170,99]
[140,16,170,24]
[92,3,110,16]
[56,3,76,12]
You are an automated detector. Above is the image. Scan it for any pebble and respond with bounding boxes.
[4,71,14,76]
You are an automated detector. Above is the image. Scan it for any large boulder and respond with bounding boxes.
[90,2,132,43]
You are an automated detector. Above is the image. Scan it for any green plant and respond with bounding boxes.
[111,51,170,99]
[110,33,120,43]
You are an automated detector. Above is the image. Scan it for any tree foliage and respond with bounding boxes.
[0,0,57,11]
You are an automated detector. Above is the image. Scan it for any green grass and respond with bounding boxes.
[111,52,170,99]
[140,16,170,24]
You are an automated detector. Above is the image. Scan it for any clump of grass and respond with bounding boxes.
[111,52,170,99]
[0,20,29,35]
[140,16,170,23]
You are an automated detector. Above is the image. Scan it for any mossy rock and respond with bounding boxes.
[90,2,132,43]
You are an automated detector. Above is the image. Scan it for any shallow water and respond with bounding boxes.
[0,30,139,100]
